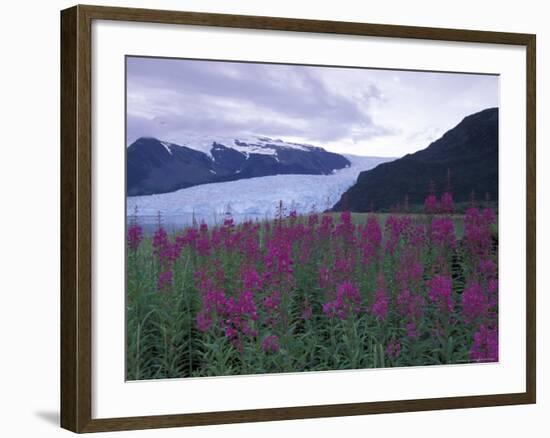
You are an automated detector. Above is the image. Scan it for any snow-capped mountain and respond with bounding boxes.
[127,136,351,196]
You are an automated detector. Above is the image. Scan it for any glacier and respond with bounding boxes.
[127,154,394,230]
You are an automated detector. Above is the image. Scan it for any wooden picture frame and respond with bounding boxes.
[60,4,536,433]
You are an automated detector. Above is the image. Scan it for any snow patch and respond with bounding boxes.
[158,133,318,160]
[160,141,173,155]
[254,136,312,151]
[230,143,278,157]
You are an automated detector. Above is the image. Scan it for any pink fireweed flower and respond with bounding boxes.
[196,235,211,257]
[364,216,382,247]
[160,243,182,264]
[263,290,281,326]
[241,321,258,337]
[464,207,495,260]
[408,224,426,249]
[212,264,226,285]
[385,216,411,255]
[224,325,238,340]
[322,301,337,319]
[209,228,222,249]
[430,217,456,249]
[223,217,234,228]
[428,274,453,312]
[152,226,169,252]
[127,224,143,251]
[482,207,496,224]
[319,214,334,240]
[196,312,212,332]
[237,290,258,322]
[307,212,319,228]
[424,193,438,214]
[323,281,362,320]
[361,215,382,265]
[197,273,227,315]
[297,227,314,264]
[222,291,259,347]
[264,238,294,289]
[195,269,231,333]
[265,240,293,274]
[470,325,498,362]
[333,211,355,246]
[462,281,488,324]
[174,232,188,253]
[333,256,355,277]
[372,277,389,321]
[202,284,228,315]
[261,335,280,353]
[152,227,182,265]
[263,291,281,312]
[207,268,262,343]
[219,217,238,251]
[242,268,263,294]
[181,227,199,249]
[337,211,352,229]
[406,321,420,339]
[157,269,173,291]
[396,288,425,321]
[440,192,454,213]
[340,210,352,224]
[386,339,401,359]
[237,224,261,262]
[396,251,423,290]
[478,258,497,279]
[153,226,181,266]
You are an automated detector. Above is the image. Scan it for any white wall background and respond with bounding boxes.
[0,0,546,436]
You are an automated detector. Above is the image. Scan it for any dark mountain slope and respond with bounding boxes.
[127,137,351,196]
[332,107,498,212]
[127,138,215,196]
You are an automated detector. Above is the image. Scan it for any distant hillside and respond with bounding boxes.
[332,108,499,212]
[127,136,350,196]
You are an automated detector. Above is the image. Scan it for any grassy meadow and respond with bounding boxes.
[126,199,498,380]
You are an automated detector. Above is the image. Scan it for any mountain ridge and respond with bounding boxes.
[332,107,499,212]
[127,136,352,196]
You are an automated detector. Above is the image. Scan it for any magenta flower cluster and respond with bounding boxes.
[127,191,498,368]
[461,207,499,362]
[322,281,362,320]
[127,224,143,251]
[470,325,498,362]
[424,192,454,214]
[428,274,454,312]
[261,335,280,353]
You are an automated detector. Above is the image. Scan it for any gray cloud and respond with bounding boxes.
[126,57,499,157]
[126,57,393,146]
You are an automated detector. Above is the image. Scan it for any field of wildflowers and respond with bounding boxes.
[126,192,498,380]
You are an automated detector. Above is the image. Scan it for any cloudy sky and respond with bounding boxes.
[126,56,498,157]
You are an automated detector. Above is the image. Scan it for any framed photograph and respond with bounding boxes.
[60,4,536,433]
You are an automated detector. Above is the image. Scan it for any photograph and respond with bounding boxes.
[125,56,499,380]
